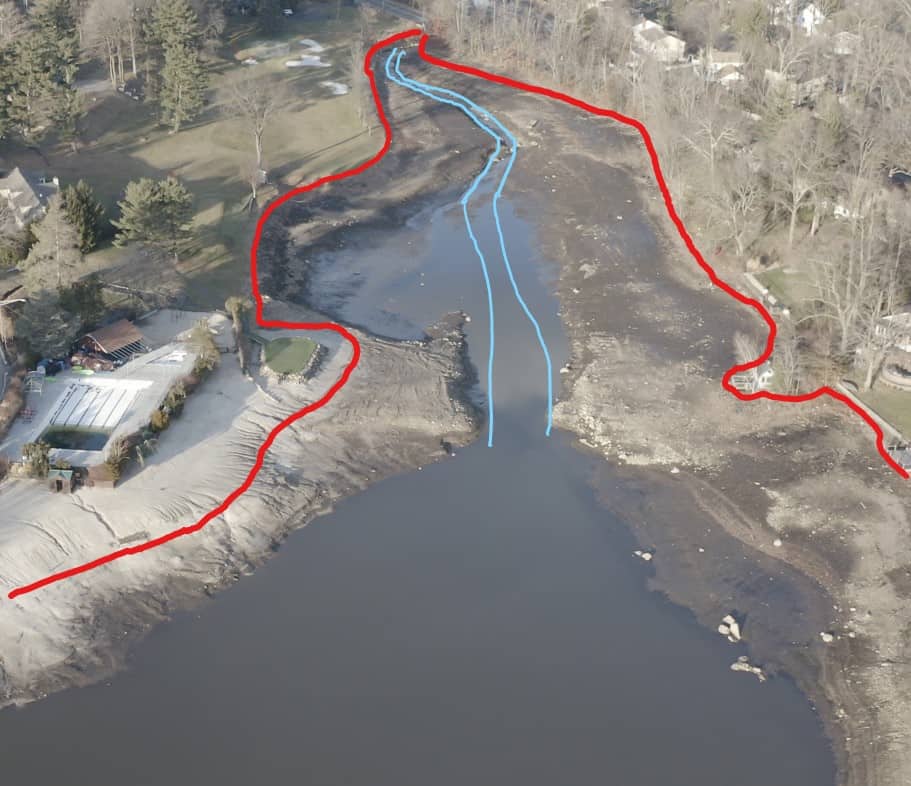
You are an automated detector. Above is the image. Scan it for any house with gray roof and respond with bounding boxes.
[0,167,59,229]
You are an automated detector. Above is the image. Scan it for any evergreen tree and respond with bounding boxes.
[155,176,194,252]
[5,0,80,143]
[112,177,157,243]
[51,84,83,151]
[31,0,79,86]
[0,45,15,140]
[113,176,194,260]
[8,35,53,140]
[159,43,206,131]
[24,193,83,290]
[58,272,105,327]
[151,0,200,53]
[61,180,106,253]
[148,0,207,127]
[256,0,282,34]
[16,292,81,358]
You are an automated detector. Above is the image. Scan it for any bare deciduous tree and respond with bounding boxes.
[709,157,763,257]
[682,90,744,189]
[766,111,836,248]
[773,321,804,394]
[227,74,284,199]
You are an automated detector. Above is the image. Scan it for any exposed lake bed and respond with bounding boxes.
[4,43,905,786]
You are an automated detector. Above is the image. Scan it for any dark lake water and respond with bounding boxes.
[0,191,835,785]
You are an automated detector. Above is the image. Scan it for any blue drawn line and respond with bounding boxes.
[385,49,498,445]
[386,48,555,441]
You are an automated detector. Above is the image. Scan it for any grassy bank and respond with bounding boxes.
[10,9,389,310]
[854,385,911,439]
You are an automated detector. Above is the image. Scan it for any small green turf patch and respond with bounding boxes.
[755,268,815,315]
[263,336,317,375]
[855,385,911,439]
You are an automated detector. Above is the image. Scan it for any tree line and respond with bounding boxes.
[0,0,316,144]
[416,0,911,393]
[10,174,194,357]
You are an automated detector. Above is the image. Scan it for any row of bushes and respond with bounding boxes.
[104,320,220,484]
[0,366,26,441]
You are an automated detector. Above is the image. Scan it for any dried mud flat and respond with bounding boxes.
[4,44,910,786]
[371,53,911,786]
[503,87,909,786]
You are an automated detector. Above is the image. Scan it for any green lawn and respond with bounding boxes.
[11,8,391,309]
[263,336,318,375]
[856,385,911,440]
[756,268,815,316]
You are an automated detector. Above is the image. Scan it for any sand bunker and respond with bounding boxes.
[235,40,290,62]
[286,55,330,68]
[320,81,349,95]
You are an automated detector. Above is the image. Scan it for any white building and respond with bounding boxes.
[0,168,58,229]
[880,312,911,354]
[833,31,861,56]
[798,3,826,36]
[632,19,686,65]
[702,49,745,85]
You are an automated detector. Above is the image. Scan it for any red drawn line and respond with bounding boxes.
[7,27,421,601]
[413,35,908,481]
[8,28,905,600]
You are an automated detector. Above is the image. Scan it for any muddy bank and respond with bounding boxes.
[0,301,479,707]
[503,83,909,786]
[380,49,911,786]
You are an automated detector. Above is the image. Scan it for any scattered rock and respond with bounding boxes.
[731,655,766,682]
[719,613,742,642]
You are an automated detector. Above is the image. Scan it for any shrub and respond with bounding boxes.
[104,437,130,483]
[0,368,26,440]
[190,320,220,375]
[163,381,187,414]
[180,373,201,393]
[22,441,51,478]
[0,226,35,268]
[149,408,170,432]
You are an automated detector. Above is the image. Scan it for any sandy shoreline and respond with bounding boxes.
[0,297,479,706]
[0,56,490,709]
